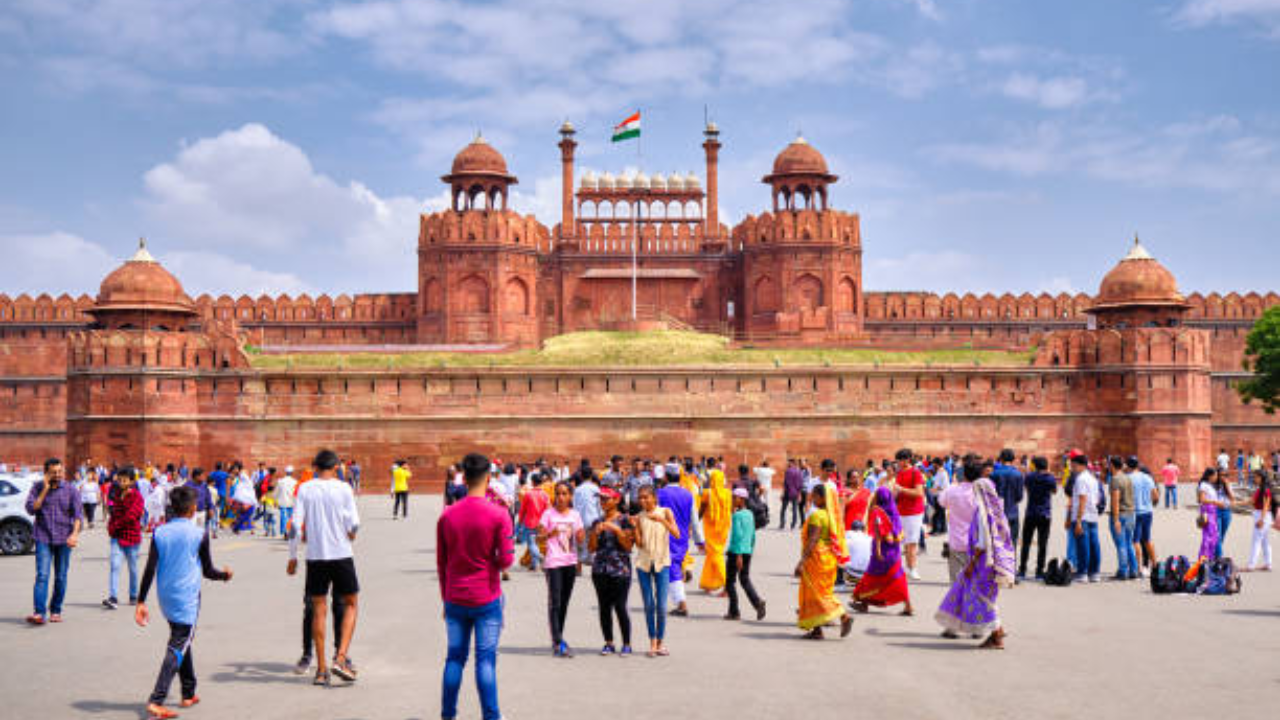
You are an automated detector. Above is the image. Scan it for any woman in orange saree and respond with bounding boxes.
[796,484,854,639]
[698,464,732,592]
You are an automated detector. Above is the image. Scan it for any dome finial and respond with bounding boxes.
[131,237,156,263]
[1123,233,1153,261]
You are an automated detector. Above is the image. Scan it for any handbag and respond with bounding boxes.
[1195,513,1207,530]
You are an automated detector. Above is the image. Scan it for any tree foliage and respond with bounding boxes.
[1238,305,1280,414]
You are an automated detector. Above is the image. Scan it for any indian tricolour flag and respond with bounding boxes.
[612,111,641,142]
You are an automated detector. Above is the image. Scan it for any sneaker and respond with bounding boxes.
[102,597,118,610]
[756,600,767,621]
[294,655,312,675]
[600,644,616,656]
[1090,574,1102,583]
[619,645,633,657]
[1034,573,1046,582]
[561,642,574,658]
[908,569,921,581]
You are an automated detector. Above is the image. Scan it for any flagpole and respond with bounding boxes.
[632,198,638,321]
[632,108,640,322]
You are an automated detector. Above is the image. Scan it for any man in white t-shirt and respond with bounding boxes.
[753,460,776,497]
[1069,454,1101,582]
[288,449,361,685]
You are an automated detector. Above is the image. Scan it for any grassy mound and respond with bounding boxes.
[249,330,1035,369]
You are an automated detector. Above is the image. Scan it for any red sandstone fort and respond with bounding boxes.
[1,126,1277,488]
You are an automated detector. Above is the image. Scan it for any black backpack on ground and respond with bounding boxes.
[1044,558,1074,586]
[1151,555,1190,594]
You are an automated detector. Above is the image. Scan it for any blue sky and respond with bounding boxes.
[1,0,1278,298]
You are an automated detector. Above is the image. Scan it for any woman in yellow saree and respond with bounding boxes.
[679,467,701,578]
[796,484,854,639]
[698,463,732,593]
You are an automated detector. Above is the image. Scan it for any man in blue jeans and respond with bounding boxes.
[437,453,513,720]
[1107,456,1139,580]
[1069,454,1102,582]
[25,458,83,625]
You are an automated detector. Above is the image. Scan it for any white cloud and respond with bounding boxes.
[999,73,1090,109]
[879,43,963,99]
[160,250,314,297]
[140,123,431,291]
[884,0,943,22]
[863,250,984,292]
[5,0,302,67]
[1173,0,1280,35]
[925,116,1280,196]
[1037,276,1078,295]
[0,232,117,296]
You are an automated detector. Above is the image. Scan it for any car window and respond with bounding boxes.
[0,480,16,496]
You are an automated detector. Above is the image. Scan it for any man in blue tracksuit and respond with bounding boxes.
[135,485,232,719]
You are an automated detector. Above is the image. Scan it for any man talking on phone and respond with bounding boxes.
[26,457,83,625]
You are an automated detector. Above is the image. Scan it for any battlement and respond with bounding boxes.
[418,209,551,252]
[733,209,861,247]
[68,327,250,372]
[0,293,94,323]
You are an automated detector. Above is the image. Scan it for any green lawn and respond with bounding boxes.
[248,330,1036,369]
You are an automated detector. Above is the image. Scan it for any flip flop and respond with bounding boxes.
[25,614,45,626]
[840,615,854,638]
[48,614,62,623]
[313,670,331,686]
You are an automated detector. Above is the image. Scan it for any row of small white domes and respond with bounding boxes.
[580,171,700,190]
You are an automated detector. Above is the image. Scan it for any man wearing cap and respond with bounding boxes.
[276,466,297,539]
[724,488,766,621]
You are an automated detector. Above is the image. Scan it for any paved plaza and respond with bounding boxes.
[2,494,1276,720]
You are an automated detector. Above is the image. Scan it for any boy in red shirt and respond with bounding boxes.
[892,449,927,581]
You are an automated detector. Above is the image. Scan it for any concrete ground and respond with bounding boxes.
[1,493,1276,720]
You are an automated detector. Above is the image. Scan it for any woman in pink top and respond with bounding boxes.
[538,482,584,658]
[1160,460,1180,509]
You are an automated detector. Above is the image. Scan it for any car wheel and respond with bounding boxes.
[0,519,33,555]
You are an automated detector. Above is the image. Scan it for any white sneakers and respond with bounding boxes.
[908,568,922,581]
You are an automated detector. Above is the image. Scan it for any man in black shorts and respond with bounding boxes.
[288,449,361,685]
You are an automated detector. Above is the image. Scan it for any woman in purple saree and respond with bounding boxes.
[935,474,1015,649]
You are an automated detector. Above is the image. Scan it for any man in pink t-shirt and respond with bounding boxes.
[1160,459,1181,510]
[436,453,513,720]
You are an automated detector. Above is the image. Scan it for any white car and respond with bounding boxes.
[0,472,38,555]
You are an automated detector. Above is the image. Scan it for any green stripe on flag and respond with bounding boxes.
[611,128,640,142]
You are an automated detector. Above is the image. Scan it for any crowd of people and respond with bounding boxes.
[9,444,1279,720]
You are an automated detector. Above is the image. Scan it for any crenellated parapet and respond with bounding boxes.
[194,292,417,325]
[0,293,94,323]
[418,209,550,252]
[733,209,861,247]
[865,291,1093,321]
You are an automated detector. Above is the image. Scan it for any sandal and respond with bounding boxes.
[48,614,63,623]
[803,628,824,640]
[25,614,45,626]
[180,696,200,708]
[332,657,358,683]
[840,614,854,638]
[655,647,669,657]
[146,704,178,719]
[313,670,331,686]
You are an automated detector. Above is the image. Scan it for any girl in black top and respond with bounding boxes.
[588,487,635,656]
